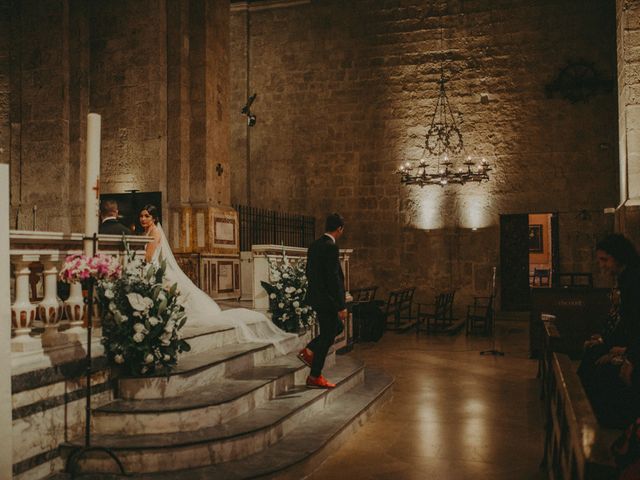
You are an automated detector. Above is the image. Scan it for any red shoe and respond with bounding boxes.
[297,348,314,367]
[306,375,336,389]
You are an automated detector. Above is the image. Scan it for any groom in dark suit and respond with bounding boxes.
[299,213,346,389]
[99,200,132,236]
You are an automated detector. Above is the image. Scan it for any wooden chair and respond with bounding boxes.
[532,268,551,287]
[350,286,378,304]
[465,295,494,335]
[349,286,378,342]
[556,272,593,288]
[416,290,456,335]
[384,287,416,331]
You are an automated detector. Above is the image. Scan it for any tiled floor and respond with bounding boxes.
[307,320,546,480]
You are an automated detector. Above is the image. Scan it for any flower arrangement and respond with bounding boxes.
[59,253,122,283]
[261,253,316,333]
[96,255,190,376]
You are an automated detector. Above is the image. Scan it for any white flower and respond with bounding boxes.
[293,301,300,308]
[104,289,114,299]
[108,302,117,313]
[144,354,154,364]
[269,293,276,299]
[295,308,302,314]
[133,323,146,333]
[160,331,172,346]
[163,354,171,361]
[285,286,295,294]
[140,366,148,374]
[148,316,159,326]
[296,289,302,294]
[128,293,153,312]
[114,354,124,364]
[133,332,145,343]
[164,320,175,333]
[283,273,290,279]
[278,302,285,309]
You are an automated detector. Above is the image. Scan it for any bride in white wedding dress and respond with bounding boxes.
[139,205,298,353]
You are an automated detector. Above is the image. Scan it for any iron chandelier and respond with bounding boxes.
[396,73,491,187]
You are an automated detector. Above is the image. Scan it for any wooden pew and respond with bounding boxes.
[540,321,619,480]
[530,288,610,358]
[384,287,416,331]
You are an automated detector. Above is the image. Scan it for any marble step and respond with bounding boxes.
[62,356,366,474]
[92,353,310,435]
[52,369,393,480]
[118,341,277,400]
[179,315,305,360]
[180,323,239,357]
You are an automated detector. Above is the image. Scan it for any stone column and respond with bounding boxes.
[38,254,63,342]
[0,164,12,479]
[617,0,640,242]
[10,256,38,351]
[64,281,85,333]
[188,0,231,208]
[0,2,10,166]
[166,0,192,247]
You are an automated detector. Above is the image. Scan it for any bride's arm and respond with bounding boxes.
[145,228,162,262]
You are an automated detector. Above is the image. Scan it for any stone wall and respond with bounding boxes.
[616,0,640,244]
[2,0,232,236]
[230,0,619,307]
[90,0,168,199]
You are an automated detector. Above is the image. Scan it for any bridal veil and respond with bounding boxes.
[155,224,298,354]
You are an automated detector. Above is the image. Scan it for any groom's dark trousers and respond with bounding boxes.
[307,308,343,377]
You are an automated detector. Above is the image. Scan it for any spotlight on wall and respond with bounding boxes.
[241,93,257,127]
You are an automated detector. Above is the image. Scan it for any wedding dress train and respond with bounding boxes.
[154,224,298,353]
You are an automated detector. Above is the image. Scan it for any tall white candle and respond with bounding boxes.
[0,164,12,478]
[84,113,101,255]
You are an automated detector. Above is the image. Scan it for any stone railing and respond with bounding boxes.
[240,244,353,314]
[9,231,148,355]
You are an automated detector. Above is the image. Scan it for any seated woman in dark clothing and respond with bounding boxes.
[578,234,640,427]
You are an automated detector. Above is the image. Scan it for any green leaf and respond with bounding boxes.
[261,281,277,295]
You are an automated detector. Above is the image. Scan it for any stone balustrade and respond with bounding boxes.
[240,244,353,314]
[8,230,149,353]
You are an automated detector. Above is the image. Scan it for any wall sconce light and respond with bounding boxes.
[241,93,257,127]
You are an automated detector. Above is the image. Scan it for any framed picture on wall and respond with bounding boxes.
[529,224,543,253]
